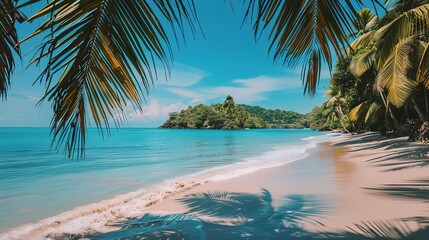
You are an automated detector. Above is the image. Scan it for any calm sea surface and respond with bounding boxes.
[0,128,323,232]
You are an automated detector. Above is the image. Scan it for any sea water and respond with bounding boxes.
[0,128,327,236]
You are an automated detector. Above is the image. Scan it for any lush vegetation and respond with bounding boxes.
[160,96,307,129]
[305,2,429,141]
[4,1,429,155]
[1,1,383,156]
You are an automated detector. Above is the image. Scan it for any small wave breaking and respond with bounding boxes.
[0,134,332,240]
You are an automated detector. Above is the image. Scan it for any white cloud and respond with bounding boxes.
[211,75,301,103]
[27,95,40,102]
[157,64,207,87]
[166,74,305,104]
[127,100,187,122]
[8,93,40,101]
[167,88,204,99]
[189,98,205,104]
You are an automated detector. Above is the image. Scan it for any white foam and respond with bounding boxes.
[208,141,316,182]
[0,135,327,239]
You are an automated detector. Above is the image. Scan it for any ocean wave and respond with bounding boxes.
[0,134,331,240]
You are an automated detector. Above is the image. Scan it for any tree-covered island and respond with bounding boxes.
[160,96,310,129]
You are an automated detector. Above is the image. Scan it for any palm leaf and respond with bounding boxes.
[375,3,429,69]
[349,30,377,51]
[22,0,198,158]
[376,36,421,108]
[349,101,370,122]
[0,0,25,100]
[349,48,376,77]
[417,41,429,88]
[245,0,369,95]
[351,8,377,36]
[324,89,333,97]
[365,101,383,125]
[322,106,334,117]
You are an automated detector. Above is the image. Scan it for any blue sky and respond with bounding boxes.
[0,1,332,127]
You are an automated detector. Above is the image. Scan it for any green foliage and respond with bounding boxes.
[305,107,328,130]
[161,96,306,129]
[239,105,306,128]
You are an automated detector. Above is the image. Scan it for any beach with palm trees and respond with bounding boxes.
[2,132,429,239]
[3,1,429,239]
[111,133,429,239]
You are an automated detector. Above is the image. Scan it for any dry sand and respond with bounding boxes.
[143,133,429,234]
[4,132,429,239]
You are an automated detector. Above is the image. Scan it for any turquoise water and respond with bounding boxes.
[0,128,323,233]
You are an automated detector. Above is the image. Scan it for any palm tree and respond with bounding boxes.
[0,0,25,99]
[347,1,429,132]
[325,86,346,119]
[1,0,385,157]
[244,1,381,95]
[16,0,199,157]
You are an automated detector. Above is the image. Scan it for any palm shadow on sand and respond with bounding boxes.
[332,133,429,172]
[88,189,429,240]
[54,134,429,240]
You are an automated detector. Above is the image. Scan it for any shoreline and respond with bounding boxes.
[98,132,429,239]
[3,132,429,239]
[0,133,324,239]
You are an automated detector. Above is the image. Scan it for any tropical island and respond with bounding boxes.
[4,1,429,240]
[160,95,310,129]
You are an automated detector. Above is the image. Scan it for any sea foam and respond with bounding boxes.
[0,135,326,240]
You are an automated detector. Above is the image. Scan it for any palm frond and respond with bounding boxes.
[349,30,376,52]
[349,101,369,122]
[417,41,429,87]
[322,106,334,117]
[326,96,339,107]
[0,0,25,100]
[376,36,420,108]
[375,3,429,69]
[352,8,377,35]
[366,15,379,29]
[324,89,333,97]
[365,101,383,125]
[23,0,198,158]
[245,0,364,95]
[349,48,376,77]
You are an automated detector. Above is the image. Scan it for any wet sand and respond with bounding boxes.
[4,133,429,239]
[143,133,429,236]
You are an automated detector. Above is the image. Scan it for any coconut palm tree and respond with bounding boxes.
[325,86,347,119]
[244,0,383,95]
[1,0,385,157]
[16,0,199,157]
[0,0,25,99]
[346,1,429,133]
[351,1,429,108]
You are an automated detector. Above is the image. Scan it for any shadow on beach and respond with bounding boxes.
[49,134,429,240]
[82,189,429,240]
[332,133,429,172]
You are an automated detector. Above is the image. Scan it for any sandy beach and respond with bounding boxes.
[103,133,429,239]
[3,132,429,239]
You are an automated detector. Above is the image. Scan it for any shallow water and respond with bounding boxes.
[0,128,324,232]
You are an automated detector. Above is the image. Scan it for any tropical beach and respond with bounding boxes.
[2,131,429,239]
[3,0,429,239]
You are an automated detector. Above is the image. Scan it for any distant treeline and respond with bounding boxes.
[160,96,319,130]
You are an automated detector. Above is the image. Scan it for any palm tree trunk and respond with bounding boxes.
[379,89,401,130]
[425,89,429,117]
[411,97,427,122]
[336,105,345,119]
